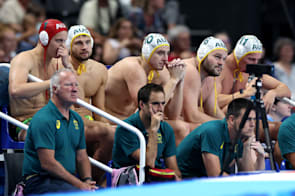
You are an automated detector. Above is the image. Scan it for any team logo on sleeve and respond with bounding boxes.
[73,120,79,130]
[157,133,162,144]
[234,144,238,153]
[56,120,61,130]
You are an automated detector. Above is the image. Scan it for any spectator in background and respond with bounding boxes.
[16,13,39,53]
[27,2,46,28]
[0,63,9,106]
[162,0,183,29]
[121,0,182,32]
[120,0,145,18]
[0,48,5,62]
[0,0,32,32]
[0,26,18,62]
[128,0,167,38]
[167,25,193,61]
[102,18,141,65]
[91,43,103,63]
[272,37,295,99]
[257,46,273,65]
[214,31,232,53]
[40,0,86,27]
[78,0,123,44]
[267,97,292,122]
[0,0,4,8]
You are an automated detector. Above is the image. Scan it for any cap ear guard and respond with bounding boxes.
[65,37,71,50]
[90,37,94,48]
[39,30,49,47]
[38,19,68,48]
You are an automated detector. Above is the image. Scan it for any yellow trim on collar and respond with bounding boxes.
[141,54,160,83]
[147,70,159,83]
[77,63,86,75]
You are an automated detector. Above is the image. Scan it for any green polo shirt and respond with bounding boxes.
[278,113,295,169]
[23,100,86,176]
[112,111,176,168]
[176,119,243,178]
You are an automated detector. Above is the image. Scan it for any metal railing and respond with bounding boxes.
[0,63,146,184]
[282,97,295,107]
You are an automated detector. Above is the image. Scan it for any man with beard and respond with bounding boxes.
[166,36,228,145]
[9,19,70,141]
[66,25,114,184]
[177,98,265,178]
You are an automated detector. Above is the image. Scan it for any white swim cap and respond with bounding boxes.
[142,33,170,63]
[66,25,94,52]
[197,36,227,64]
[234,35,262,62]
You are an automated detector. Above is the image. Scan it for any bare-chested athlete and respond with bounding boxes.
[217,35,291,113]
[66,25,114,183]
[105,33,186,122]
[216,35,290,141]
[167,36,228,145]
[9,19,70,141]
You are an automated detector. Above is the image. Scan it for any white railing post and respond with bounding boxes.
[0,63,146,184]
[282,97,295,107]
[0,111,113,173]
[76,99,146,184]
[0,111,28,130]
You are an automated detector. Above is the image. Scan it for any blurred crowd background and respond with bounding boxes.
[0,0,294,67]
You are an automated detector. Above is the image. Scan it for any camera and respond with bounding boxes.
[246,64,274,77]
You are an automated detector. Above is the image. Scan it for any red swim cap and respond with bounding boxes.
[38,19,68,48]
